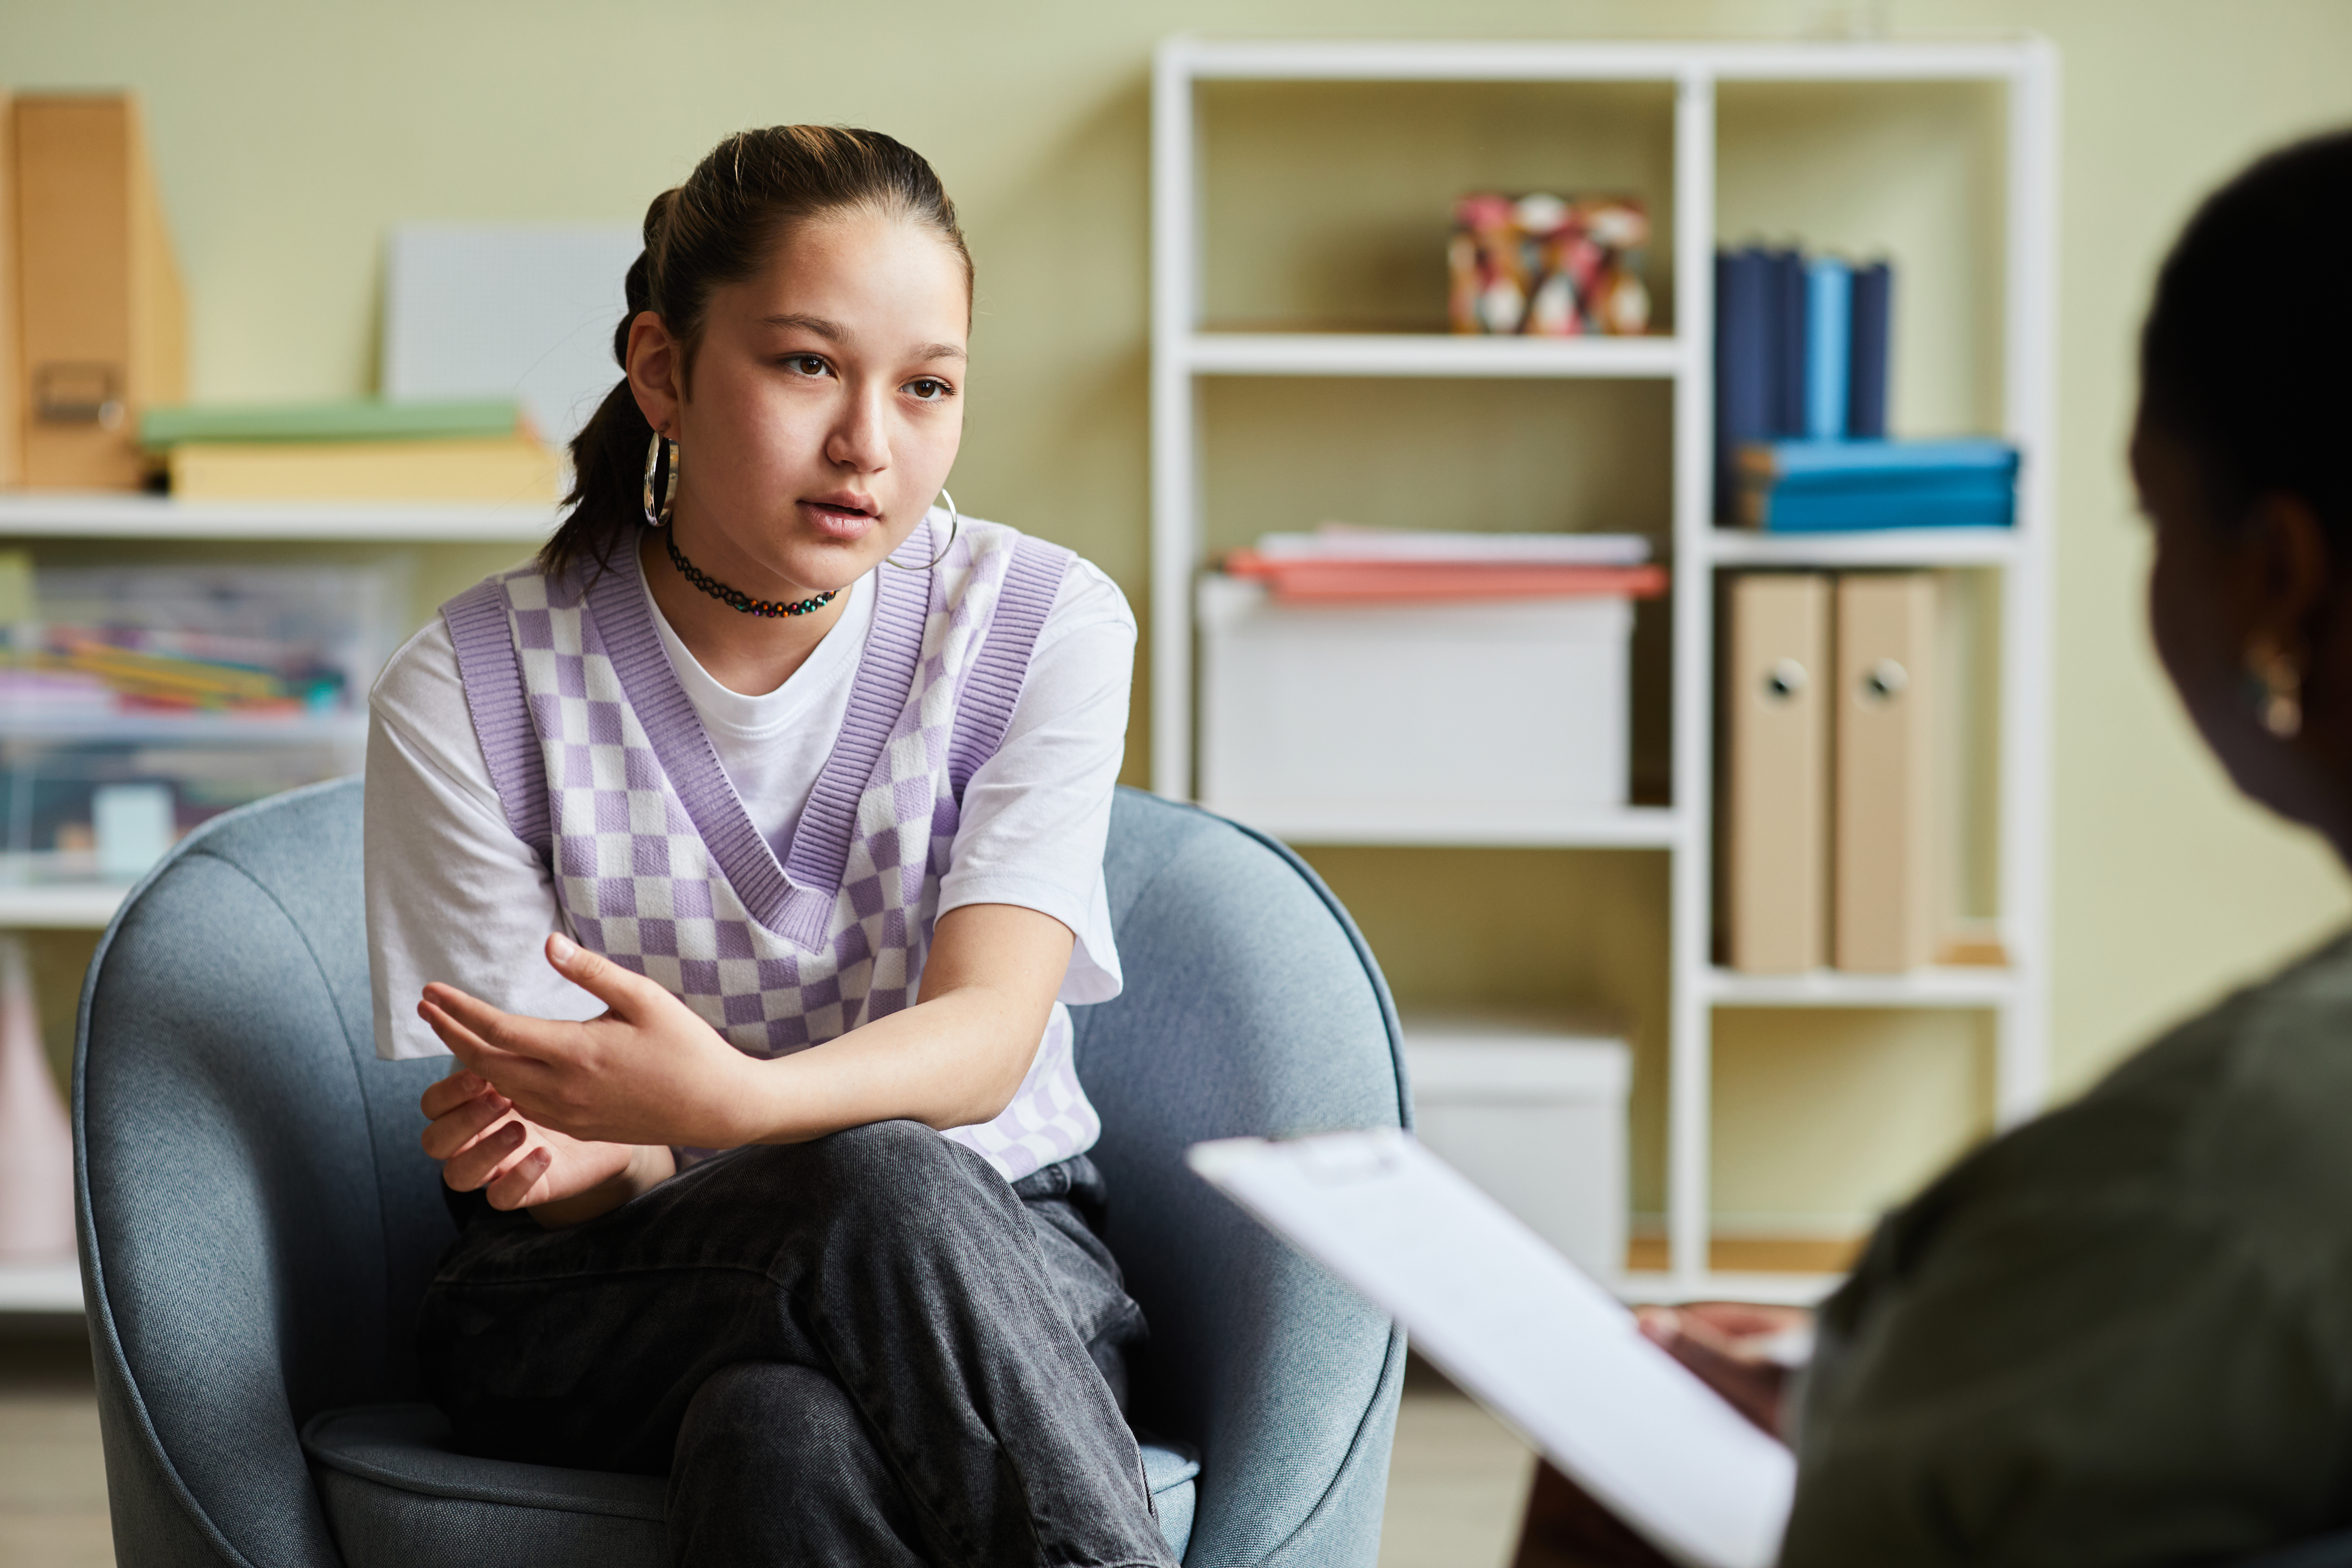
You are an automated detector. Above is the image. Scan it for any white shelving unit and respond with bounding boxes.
[0,492,562,543]
[1151,36,2057,1302]
[0,1259,81,1314]
[0,492,560,941]
[0,495,560,1317]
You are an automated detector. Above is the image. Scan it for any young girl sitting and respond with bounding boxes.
[364,125,1177,1567]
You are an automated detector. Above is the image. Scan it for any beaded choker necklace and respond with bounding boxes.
[664,532,839,618]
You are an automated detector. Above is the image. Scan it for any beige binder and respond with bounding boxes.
[1727,575,1830,973]
[13,93,186,489]
[1834,573,1937,972]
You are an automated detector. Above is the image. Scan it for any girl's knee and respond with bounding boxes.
[679,1362,857,1466]
[763,1118,989,1205]
[689,1122,1014,1246]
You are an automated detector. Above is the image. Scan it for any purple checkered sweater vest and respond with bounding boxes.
[437,514,1101,1182]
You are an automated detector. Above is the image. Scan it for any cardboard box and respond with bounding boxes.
[1403,1017,1631,1285]
[1198,574,1633,820]
[13,93,187,489]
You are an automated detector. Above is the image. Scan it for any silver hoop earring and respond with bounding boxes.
[885,489,960,571]
[642,433,679,527]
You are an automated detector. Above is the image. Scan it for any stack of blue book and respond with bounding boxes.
[1733,438,2019,532]
[1714,245,2016,531]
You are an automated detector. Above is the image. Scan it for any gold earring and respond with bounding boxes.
[2248,641,2304,739]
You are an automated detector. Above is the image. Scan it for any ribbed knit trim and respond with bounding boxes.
[440,578,551,865]
[946,536,1072,802]
[580,534,931,950]
[785,516,936,910]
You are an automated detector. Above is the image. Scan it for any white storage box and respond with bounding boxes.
[1403,1017,1630,1285]
[1197,576,1633,827]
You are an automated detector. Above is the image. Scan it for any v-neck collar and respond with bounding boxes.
[582,527,934,951]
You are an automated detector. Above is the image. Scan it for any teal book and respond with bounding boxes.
[140,398,523,449]
[1748,477,2015,532]
[1737,437,2018,486]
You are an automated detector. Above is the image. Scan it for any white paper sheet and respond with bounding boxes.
[382,224,644,450]
[1188,1129,1793,1568]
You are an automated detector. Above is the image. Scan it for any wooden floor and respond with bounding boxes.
[0,1330,1538,1568]
[0,1331,110,1568]
[1378,1357,1539,1568]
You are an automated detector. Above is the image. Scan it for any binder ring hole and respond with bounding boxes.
[1861,659,1909,705]
[1764,659,1808,701]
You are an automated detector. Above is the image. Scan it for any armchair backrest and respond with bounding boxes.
[77,777,443,1567]
[1077,790,1409,1568]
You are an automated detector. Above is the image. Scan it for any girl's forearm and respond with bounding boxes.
[732,985,1042,1146]
[428,905,1074,1156]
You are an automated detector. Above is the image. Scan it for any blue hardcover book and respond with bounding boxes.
[1714,249,1773,522]
[1735,437,2020,530]
[1846,261,1892,438]
[1740,437,2018,485]
[1768,250,1809,437]
[1804,259,1852,440]
[1755,484,2015,532]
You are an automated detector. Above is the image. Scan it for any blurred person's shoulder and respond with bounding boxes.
[2008,925,2352,1257]
[1867,927,2352,1276]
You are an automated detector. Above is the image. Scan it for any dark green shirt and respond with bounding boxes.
[1784,930,2352,1567]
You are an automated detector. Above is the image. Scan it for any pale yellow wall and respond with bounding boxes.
[8,0,2352,1229]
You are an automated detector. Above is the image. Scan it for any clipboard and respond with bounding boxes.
[1188,1128,1794,1568]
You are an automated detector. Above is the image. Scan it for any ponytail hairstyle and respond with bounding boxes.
[545,125,973,578]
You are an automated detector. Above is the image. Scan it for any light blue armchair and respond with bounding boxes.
[74,778,1409,1566]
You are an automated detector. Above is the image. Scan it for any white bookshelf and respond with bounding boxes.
[1151,36,2058,1297]
[0,1259,81,1314]
[0,491,560,542]
[1619,1270,1844,1309]
[1702,965,2021,1009]
[0,885,129,929]
[1183,332,1687,379]
[1706,527,2026,569]
[1221,803,1684,850]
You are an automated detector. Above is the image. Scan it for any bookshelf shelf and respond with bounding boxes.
[0,712,369,744]
[1152,35,2057,1295]
[1185,332,1685,379]
[0,1259,82,1314]
[1616,1269,1845,1308]
[0,492,559,543]
[1704,526,2025,569]
[1174,36,2053,85]
[1203,801,1683,849]
[1703,965,2017,1009]
[0,884,130,929]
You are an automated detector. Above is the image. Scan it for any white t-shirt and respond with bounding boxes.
[365,546,1135,1062]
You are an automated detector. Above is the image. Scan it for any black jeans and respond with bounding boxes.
[416,1120,1176,1567]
